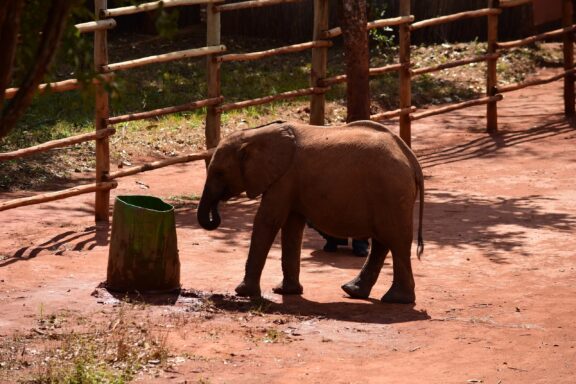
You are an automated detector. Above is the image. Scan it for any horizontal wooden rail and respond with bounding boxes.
[102,0,220,18]
[103,45,226,72]
[0,182,118,212]
[411,54,499,77]
[0,128,116,161]
[108,151,213,179]
[500,0,532,8]
[321,63,405,86]
[411,95,503,121]
[215,0,306,13]
[3,75,114,100]
[219,41,331,62]
[218,87,327,112]
[75,19,116,33]
[497,25,576,50]
[4,79,80,100]
[371,106,416,121]
[323,16,414,39]
[411,8,501,31]
[497,68,576,93]
[107,97,223,125]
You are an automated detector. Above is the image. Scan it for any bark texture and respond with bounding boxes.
[0,0,73,139]
[339,0,371,122]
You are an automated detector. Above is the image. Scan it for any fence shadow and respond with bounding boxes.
[417,118,575,168]
[1,224,110,268]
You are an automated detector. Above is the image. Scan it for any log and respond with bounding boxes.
[0,182,117,212]
[4,79,79,100]
[411,95,503,121]
[218,87,327,112]
[497,25,576,50]
[219,41,332,63]
[75,19,116,33]
[320,63,404,86]
[309,0,329,126]
[205,2,222,150]
[399,0,412,146]
[563,0,575,116]
[106,196,180,293]
[486,0,499,133]
[102,0,219,18]
[107,97,223,125]
[103,45,226,72]
[108,150,213,180]
[370,106,416,121]
[94,0,111,223]
[411,8,501,31]
[411,54,499,77]
[0,128,115,161]
[215,0,306,13]
[497,68,576,93]
[3,75,113,100]
[500,0,532,8]
[322,16,414,39]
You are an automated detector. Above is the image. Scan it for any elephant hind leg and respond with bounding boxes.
[381,239,416,304]
[341,240,389,299]
[272,212,305,295]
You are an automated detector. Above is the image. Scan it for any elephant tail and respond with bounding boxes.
[415,164,425,260]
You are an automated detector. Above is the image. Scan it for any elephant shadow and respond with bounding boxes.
[208,293,430,325]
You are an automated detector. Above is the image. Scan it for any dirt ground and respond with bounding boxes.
[1,68,576,383]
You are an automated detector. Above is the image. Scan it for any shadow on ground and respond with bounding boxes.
[417,119,575,168]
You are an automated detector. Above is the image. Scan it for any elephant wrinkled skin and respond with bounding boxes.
[197,120,424,304]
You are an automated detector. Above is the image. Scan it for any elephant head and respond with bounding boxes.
[197,123,296,230]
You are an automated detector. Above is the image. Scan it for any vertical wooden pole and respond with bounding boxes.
[486,0,499,133]
[562,0,575,117]
[310,0,329,126]
[399,0,412,146]
[94,0,111,222]
[205,3,221,152]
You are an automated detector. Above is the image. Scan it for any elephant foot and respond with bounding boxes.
[272,280,303,295]
[235,281,261,298]
[341,277,372,299]
[381,284,415,304]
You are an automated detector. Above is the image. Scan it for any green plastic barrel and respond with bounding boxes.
[106,195,180,293]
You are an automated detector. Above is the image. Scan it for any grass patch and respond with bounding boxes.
[0,305,178,383]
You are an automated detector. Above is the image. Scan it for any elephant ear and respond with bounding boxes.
[240,124,296,199]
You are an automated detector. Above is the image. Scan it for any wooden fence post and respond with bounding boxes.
[486,0,499,133]
[205,3,222,151]
[563,0,575,117]
[310,0,329,126]
[399,0,412,146]
[94,0,111,222]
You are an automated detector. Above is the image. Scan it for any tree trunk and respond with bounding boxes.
[0,0,73,139]
[106,196,180,293]
[339,0,371,122]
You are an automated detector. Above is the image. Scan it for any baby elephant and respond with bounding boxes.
[197,120,424,304]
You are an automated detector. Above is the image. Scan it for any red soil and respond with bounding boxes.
[1,68,575,383]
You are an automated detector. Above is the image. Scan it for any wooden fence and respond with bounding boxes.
[1,0,574,222]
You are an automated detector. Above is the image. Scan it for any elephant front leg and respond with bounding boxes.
[342,240,388,299]
[272,212,305,295]
[235,205,284,298]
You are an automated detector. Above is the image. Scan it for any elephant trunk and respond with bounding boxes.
[197,186,222,231]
